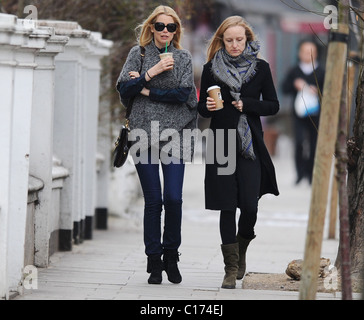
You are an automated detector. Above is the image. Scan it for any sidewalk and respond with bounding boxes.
[13,138,359,300]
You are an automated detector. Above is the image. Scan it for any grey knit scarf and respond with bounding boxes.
[212,41,260,160]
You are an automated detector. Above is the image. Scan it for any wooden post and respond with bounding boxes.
[299,1,349,300]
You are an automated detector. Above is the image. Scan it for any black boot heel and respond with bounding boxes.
[147,254,163,284]
[163,249,182,284]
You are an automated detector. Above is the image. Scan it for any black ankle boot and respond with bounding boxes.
[147,254,163,284]
[163,249,182,284]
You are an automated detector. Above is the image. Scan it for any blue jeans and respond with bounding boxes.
[133,148,185,256]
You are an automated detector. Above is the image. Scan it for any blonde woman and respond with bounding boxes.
[116,6,197,285]
[198,16,280,289]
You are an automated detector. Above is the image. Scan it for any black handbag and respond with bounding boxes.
[113,46,145,168]
[113,121,131,168]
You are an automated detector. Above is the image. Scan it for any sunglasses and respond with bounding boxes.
[154,22,177,33]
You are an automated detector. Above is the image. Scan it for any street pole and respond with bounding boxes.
[299,0,349,300]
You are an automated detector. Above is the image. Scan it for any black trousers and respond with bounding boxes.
[293,114,319,183]
[220,152,261,244]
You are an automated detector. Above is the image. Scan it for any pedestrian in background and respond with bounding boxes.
[198,16,280,289]
[282,40,325,185]
[116,5,198,285]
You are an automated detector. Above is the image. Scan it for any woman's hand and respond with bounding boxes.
[232,100,243,112]
[206,97,217,111]
[294,78,318,95]
[140,87,150,97]
[129,71,140,79]
[130,57,174,82]
[148,57,174,78]
[294,78,306,91]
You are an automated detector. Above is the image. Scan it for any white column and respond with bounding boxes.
[40,20,113,248]
[0,14,49,297]
[0,13,17,300]
[82,32,113,238]
[82,54,99,239]
[7,33,37,294]
[49,22,91,248]
[96,51,113,230]
[7,19,50,294]
[30,26,69,267]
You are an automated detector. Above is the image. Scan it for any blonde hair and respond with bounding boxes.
[137,5,183,49]
[207,16,256,62]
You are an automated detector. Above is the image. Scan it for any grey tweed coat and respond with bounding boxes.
[117,42,198,161]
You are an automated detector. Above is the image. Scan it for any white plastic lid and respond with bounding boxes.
[207,85,221,92]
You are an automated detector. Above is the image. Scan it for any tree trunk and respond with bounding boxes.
[299,0,349,300]
[336,66,352,300]
[347,64,364,291]
[347,1,364,295]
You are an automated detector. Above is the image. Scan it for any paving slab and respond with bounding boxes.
[13,141,362,301]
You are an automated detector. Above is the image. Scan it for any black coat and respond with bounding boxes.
[282,64,325,119]
[198,59,280,211]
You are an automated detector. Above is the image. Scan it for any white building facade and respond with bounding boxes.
[0,13,112,299]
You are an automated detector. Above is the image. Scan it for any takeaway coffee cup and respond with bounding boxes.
[159,52,173,60]
[207,85,224,110]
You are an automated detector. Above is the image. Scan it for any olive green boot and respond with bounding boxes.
[220,243,239,289]
[236,234,254,280]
